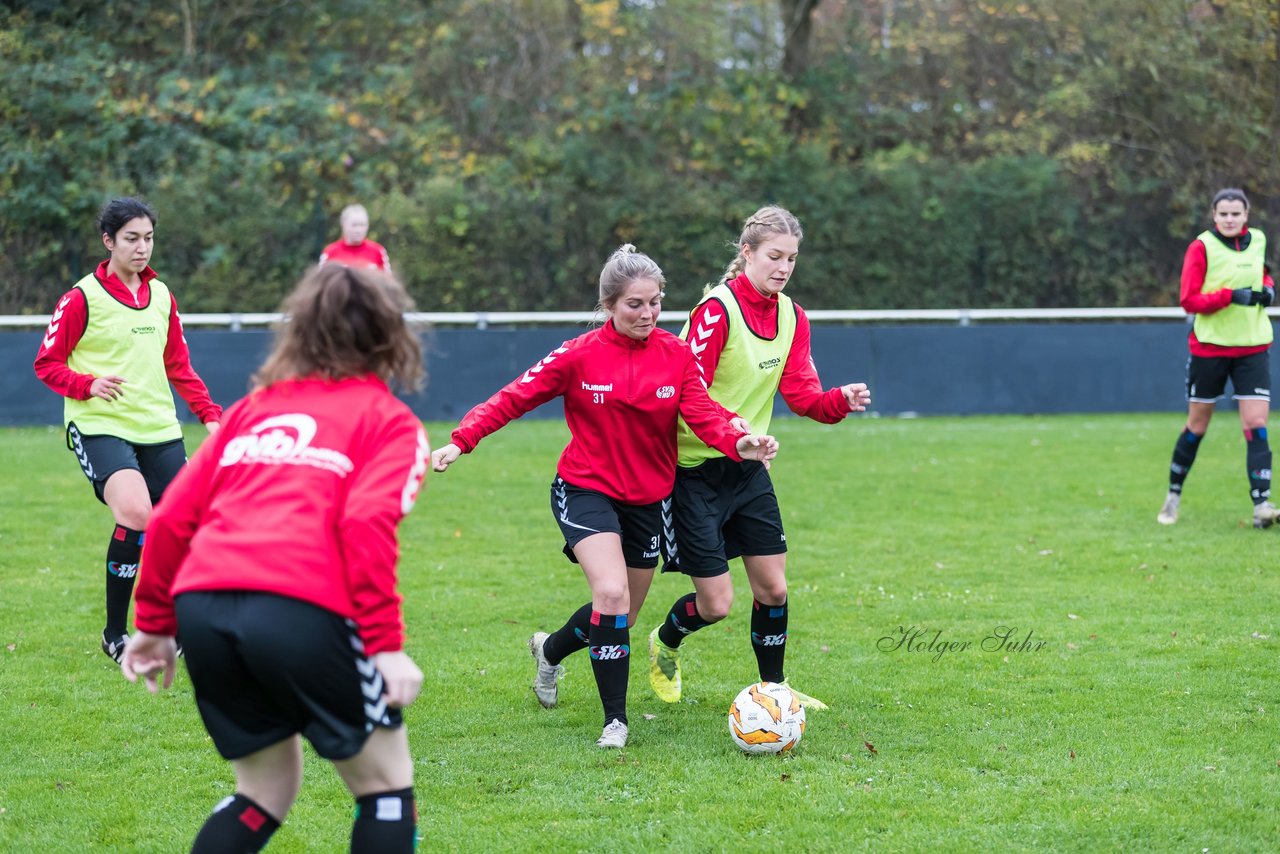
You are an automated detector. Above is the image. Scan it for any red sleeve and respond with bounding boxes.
[450,342,574,452]
[778,306,849,423]
[32,289,95,399]
[1179,240,1232,315]
[342,417,429,654]
[164,295,223,423]
[134,432,225,635]
[685,299,730,388]
[676,350,745,461]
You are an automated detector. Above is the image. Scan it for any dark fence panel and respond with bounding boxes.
[3,320,1270,426]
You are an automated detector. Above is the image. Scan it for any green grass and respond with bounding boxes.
[2,414,1279,851]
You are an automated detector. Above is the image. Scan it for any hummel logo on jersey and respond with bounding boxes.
[752,632,788,647]
[107,561,138,579]
[220,414,355,476]
[521,346,569,383]
[655,385,675,398]
[43,294,71,350]
[581,381,614,392]
[589,644,630,660]
[758,356,782,371]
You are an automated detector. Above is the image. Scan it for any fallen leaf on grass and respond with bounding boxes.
[820,645,830,653]
[1066,643,1078,650]
[1204,765,1217,772]
[642,714,656,720]
[841,754,853,762]
[780,773,792,782]
[1171,631,1178,638]
[453,529,462,538]
[1069,750,1076,760]
[1251,632,1270,639]
[5,645,13,652]
[1067,613,1079,619]
[864,741,878,756]
[1039,550,1054,556]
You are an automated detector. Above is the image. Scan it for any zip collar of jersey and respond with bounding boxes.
[601,317,653,349]
[1208,226,1252,252]
[93,259,159,308]
[730,272,781,313]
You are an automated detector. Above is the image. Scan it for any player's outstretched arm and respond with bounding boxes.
[374,651,424,708]
[431,443,462,472]
[121,631,178,694]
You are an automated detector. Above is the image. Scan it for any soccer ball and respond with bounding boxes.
[727,681,806,754]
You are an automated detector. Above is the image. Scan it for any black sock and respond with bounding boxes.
[657,593,711,649]
[542,603,592,665]
[1246,427,1272,505]
[751,599,789,683]
[1168,428,1203,495]
[190,793,280,853]
[588,611,629,726]
[105,525,143,637]
[351,787,417,854]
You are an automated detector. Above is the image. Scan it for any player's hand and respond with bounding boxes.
[205,421,221,435]
[841,382,871,412]
[431,443,462,472]
[736,434,779,463]
[729,416,753,434]
[121,631,178,693]
[1230,287,1255,306]
[1253,287,1276,307]
[373,651,424,708]
[90,375,127,402]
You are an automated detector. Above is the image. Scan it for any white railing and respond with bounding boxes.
[0,306,1228,330]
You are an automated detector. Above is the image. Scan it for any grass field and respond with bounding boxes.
[2,413,1279,851]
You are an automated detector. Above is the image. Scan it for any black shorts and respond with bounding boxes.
[175,591,402,761]
[662,457,787,578]
[1186,351,1271,404]
[550,476,663,569]
[66,423,187,505]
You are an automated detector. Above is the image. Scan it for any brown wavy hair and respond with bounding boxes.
[253,265,425,392]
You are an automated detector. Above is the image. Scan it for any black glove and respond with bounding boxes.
[1230,287,1254,305]
[1251,287,1275,307]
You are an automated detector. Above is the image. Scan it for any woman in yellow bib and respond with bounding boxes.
[646,206,871,710]
[33,198,222,661]
[1158,188,1278,529]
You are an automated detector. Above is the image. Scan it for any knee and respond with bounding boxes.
[697,589,733,623]
[592,583,629,617]
[1243,419,1270,435]
[112,503,152,532]
[754,579,788,607]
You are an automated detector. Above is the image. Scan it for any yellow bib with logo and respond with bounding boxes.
[676,283,796,466]
[64,273,182,443]
[1193,230,1272,347]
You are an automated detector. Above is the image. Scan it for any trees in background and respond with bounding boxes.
[2,0,1278,313]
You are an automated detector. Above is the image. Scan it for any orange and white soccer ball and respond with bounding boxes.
[728,681,806,754]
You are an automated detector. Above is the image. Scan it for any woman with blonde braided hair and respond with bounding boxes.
[646,205,871,710]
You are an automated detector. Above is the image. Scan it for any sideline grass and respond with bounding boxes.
[1,413,1278,851]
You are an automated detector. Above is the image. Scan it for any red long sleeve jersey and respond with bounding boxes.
[691,274,851,423]
[133,375,430,655]
[1179,229,1275,358]
[318,239,391,271]
[451,321,747,505]
[32,261,222,423]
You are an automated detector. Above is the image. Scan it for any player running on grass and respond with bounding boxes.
[122,265,430,853]
[647,205,871,711]
[33,197,221,663]
[431,244,778,749]
[1158,188,1280,530]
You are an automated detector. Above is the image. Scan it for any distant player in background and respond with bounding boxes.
[122,265,429,853]
[319,203,392,272]
[646,205,871,711]
[1158,187,1278,529]
[33,196,221,663]
[431,244,778,749]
